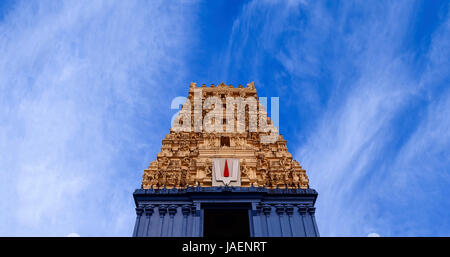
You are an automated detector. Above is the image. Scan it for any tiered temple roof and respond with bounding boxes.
[141,82,309,189]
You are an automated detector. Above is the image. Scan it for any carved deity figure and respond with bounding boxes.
[204,160,212,178]
[241,161,249,178]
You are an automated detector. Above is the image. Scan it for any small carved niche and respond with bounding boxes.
[220,136,230,147]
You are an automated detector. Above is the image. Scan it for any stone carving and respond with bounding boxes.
[141,82,310,189]
[241,160,250,178]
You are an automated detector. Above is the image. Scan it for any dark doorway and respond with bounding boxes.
[203,208,250,237]
[220,136,230,147]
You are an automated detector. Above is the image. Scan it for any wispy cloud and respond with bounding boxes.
[1,0,448,237]
[296,2,450,236]
[219,0,450,236]
[0,0,198,236]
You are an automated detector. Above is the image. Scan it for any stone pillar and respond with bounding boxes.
[262,204,272,236]
[181,204,191,237]
[143,205,155,237]
[298,205,308,237]
[285,205,295,237]
[168,205,177,237]
[158,205,168,237]
[251,203,263,237]
[133,206,144,237]
[191,204,200,237]
[275,204,286,236]
[308,207,320,237]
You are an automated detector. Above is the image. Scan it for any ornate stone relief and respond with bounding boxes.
[141,82,309,189]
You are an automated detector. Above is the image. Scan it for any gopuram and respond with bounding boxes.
[132,82,319,237]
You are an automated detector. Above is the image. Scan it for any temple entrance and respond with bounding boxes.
[203,204,251,237]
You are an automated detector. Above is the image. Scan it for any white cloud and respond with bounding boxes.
[0,0,198,236]
[295,2,450,236]
[221,0,450,236]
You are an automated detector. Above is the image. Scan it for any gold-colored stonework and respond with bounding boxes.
[141,82,309,189]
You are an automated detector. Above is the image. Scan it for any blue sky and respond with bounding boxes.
[0,0,449,236]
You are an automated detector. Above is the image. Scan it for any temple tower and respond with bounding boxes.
[132,82,319,237]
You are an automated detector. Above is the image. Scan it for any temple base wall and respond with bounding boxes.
[132,186,319,237]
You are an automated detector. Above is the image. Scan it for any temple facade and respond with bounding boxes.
[132,82,319,237]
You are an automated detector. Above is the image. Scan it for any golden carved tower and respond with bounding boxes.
[141,82,309,190]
